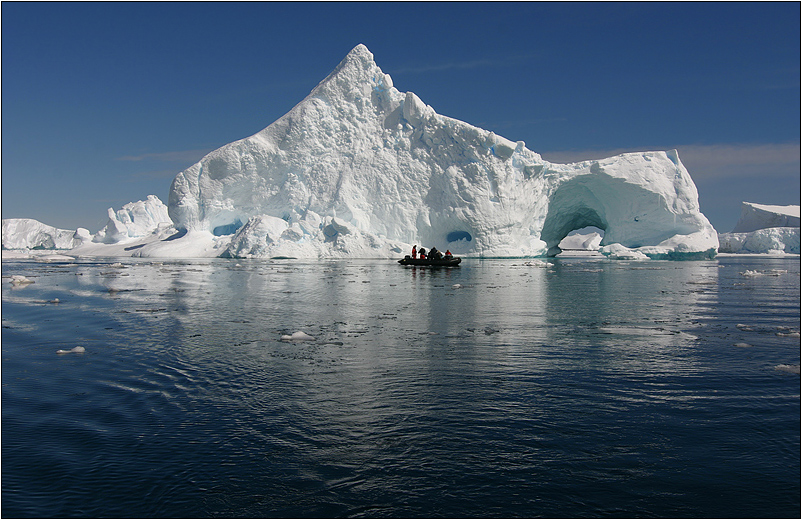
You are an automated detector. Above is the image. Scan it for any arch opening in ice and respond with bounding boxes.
[447,230,473,243]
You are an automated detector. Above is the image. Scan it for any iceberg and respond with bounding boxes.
[718,202,800,254]
[3,196,178,259]
[731,202,800,233]
[1,218,85,250]
[4,45,719,260]
[161,44,717,259]
[93,195,172,244]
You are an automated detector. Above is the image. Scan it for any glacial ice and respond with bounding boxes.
[163,44,718,259]
[732,202,800,233]
[4,44,721,260]
[718,202,800,254]
[93,195,172,244]
[1,218,84,250]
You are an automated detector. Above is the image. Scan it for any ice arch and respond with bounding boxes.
[541,180,609,256]
[447,230,472,243]
[540,173,701,257]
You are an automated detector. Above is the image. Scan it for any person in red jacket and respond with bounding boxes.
[419,247,427,259]
[411,245,417,259]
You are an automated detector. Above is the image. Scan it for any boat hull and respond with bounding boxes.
[398,256,461,267]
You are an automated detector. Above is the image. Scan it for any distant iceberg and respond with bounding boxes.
[2,218,85,250]
[4,44,720,260]
[718,202,800,254]
[2,196,178,258]
[93,195,172,244]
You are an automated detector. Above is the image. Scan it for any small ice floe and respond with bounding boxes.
[35,254,75,263]
[776,331,801,338]
[734,342,752,348]
[9,275,34,285]
[109,262,126,269]
[775,364,800,375]
[524,260,552,268]
[736,324,754,331]
[452,284,462,289]
[740,269,787,277]
[280,331,315,342]
[48,298,60,304]
[57,346,85,355]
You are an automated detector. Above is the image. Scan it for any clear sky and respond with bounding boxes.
[2,2,799,233]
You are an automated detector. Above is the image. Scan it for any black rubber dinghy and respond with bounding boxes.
[398,255,461,267]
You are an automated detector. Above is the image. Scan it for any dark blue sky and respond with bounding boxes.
[2,2,799,232]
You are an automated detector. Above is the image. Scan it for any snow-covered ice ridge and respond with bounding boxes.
[3,44,719,259]
[718,202,800,254]
[162,44,717,259]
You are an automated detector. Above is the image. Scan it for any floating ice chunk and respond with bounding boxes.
[524,260,553,268]
[736,324,754,331]
[280,331,315,342]
[776,331,801,338]
[775,364,801,375]
[34,254,75,262]
[734,342,752,348]
[452,284,462,289]
[600,244,649,260]
[9,275,34,285]
[57,346,85,354]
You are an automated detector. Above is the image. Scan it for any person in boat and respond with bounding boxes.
[444,249,452,259]
[429,247,442,260]
[419,247,427,259]
[412,245,417,259]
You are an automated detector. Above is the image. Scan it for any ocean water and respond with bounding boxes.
[2,255,799,518]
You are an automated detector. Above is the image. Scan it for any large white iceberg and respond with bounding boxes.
[3,45,719,260]
[159,44,717,259]
[718,202,800,254]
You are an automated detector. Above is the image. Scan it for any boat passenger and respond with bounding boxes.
[430,247,442,260]
[444,250,452,259]
[412,245,417,259]
[419,247,427,260]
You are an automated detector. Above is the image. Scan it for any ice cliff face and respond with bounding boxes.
[166,44,717,258]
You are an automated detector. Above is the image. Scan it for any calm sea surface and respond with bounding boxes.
[2,255,799,518]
